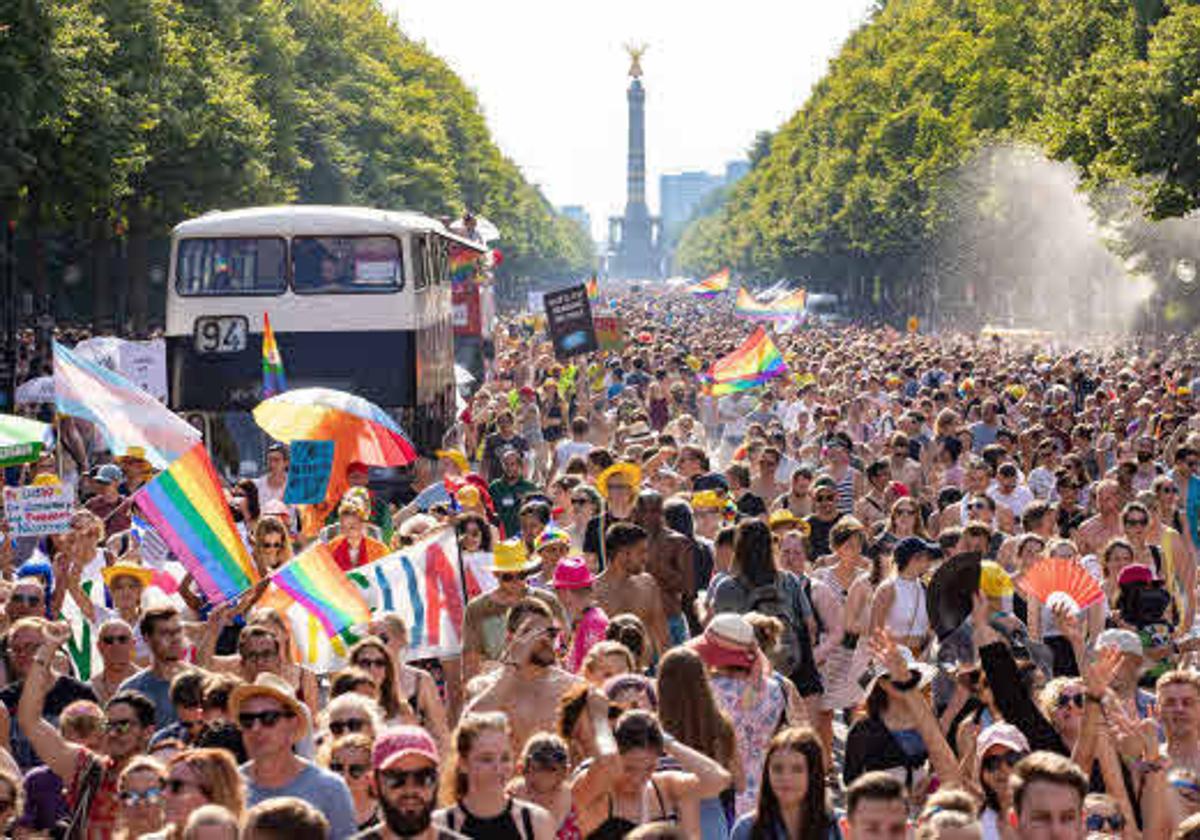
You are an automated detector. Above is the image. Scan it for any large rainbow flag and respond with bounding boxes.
[586,275,599,301]
[267,542,371,639]
[687,268,730,298]
[135,443,259,604]
[706,326,788,395]
[261,313,287,398]
[54,342,201,468]
[449,246,482,284]
[734,287,807,320]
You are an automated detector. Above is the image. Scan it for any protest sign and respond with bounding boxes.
[593,315,625,352]
[284,440,335,505]
[3,484,75,537]
[543,284,598,359]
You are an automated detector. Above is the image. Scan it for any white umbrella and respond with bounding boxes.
[15,376,54,405]
[454,364,476,386]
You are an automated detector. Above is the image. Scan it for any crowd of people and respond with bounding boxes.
[5,287,1200,839]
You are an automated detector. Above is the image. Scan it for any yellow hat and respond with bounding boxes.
[101,562,154,589]
[456,485,481,507]
[685,355,702,372]
[691,490,726,510]
[435,449,469,473]
[489,539,539,574]
[979,561,1014,598]
[338,488,370,519]
[596,462,642,499]
[116,446,150,465]
[30,474,60,487]
[768,509,811,537]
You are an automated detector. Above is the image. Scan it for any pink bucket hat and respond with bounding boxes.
[552,556,595,590]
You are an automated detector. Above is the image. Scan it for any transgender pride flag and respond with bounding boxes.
[54,342,201,468]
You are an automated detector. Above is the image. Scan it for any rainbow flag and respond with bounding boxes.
[268,542,371,638]
[261,313,287,398]
[706,326,788,395]
[54,342,201,469]
[734,287,807,320]
[586,275,599,301]
[450,246,480,284]
[687,268,731,298]
[135,443,259,604]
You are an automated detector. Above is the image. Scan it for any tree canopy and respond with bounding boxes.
[3,0,592,330]
[677,0,1200,317]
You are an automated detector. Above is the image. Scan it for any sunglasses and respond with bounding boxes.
[570,498,589,507]
[815,495,836,503]
[330,761,370,779]
[981,750,1027,772]
[1160,486,1180,495]
[120,786,164,806]
[10,593,42,607]
[100,634,132,645]
[104,719,137,734]
[380,767,439,790]
[329,718,369,736]
[1055,693,1085,710]
[969,502,990,511]
[1124,518,1149,527]
[354,656,389,670]
[238,710,295,730]
[1086,813,1125,832]
[497,572,524,583]
[259,541,284,550]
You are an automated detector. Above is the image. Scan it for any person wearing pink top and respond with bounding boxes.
[553,557,610,673]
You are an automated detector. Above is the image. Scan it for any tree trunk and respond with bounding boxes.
[127,200,149,337]
[90,215,112,333]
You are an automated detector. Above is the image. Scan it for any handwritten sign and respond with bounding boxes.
[593,315,625,352]
[3,484,76,537]
[543,284,597,359]
[284,440,334,505]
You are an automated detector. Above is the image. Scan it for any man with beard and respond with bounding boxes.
[354,726,467,839]
[462,598,582,755]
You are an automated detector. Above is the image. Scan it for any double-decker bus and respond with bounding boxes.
[166,205,485,477]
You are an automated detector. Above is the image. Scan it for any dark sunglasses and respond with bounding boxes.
[100,634,132,645]
[331,761,370,779]
[1124,518,1149,527]
[380,767,438,790]
[570,498,589,507]
[497,572,524,583]
[1160,486,1180,495]
[1086,813,1125,832]
[238,710,295,730]
[815,495,836,503]
[329,718,369,736]
[354,656,388,670]
[981,750,1027,772]
[10,593,42,606]
[120,786,164,805]
[1055,693,1085,710]
[259,540,284,550]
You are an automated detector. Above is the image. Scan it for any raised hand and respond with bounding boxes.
[41,621,72,649]
[868,628,910,682]
[1084,646,1121,698]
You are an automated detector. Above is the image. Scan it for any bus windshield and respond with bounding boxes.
[175,237,287,296]
[292,235,404,293]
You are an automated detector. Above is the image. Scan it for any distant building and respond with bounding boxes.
[659,171,724,237]
[559,205,592,238]
[725,160,750,184]
[608,50,663,280]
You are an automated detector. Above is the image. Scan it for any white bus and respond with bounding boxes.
[166,205,486,474]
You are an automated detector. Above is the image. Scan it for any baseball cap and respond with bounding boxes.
[94,464,124,485]
[977,722,1030,757]
[893,537,942,569]
[373,725,439,770]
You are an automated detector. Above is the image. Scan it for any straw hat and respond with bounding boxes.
[596,462,642,499]
[979,561,1014,598]
[489,539,540,574]
[116,446,150,466]
[101,562,154,589]
[768,509,811,537]
[229,673,309,739]
[691,490,727,511]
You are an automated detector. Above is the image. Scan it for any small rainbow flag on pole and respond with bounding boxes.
[706,326,788,395]
[261,313,287,398]
[586,275,599,301]
[135,443,260,604]
[734,287,807,320]
[687,268,731,298]
[449,246,481,284]
[268,542,371,639]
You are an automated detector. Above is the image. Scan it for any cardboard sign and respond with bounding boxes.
[3,484,76,537]
[283,440,335,505]
[543,284,598,359]
[593,315,625,352]
[75,337,169,402]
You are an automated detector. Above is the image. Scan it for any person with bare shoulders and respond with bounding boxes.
[463,598,583,756]
[593,522,670,653]
[1077,479,1123,557]
[632,491,693,648]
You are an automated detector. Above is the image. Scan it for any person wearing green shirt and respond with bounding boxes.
[489,448,538,539]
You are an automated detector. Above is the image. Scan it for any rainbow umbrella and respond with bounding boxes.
[0,414,50,467]
[252,388,416,466]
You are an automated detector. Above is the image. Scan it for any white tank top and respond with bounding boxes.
[886,576,929,638]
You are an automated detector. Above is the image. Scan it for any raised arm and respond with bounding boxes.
[661,730,733,799]
[569,690,622,810]
[17,622,83,781]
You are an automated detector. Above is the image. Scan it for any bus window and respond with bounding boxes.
[292,235,404,293]
[413,236,428,290]
[175,238,286,296]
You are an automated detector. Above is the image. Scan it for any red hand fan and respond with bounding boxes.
[1018,557,1104,610]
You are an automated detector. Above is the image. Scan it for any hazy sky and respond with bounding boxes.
[387,1,877,240]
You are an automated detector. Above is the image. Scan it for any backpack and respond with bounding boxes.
[746,575,803,677]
